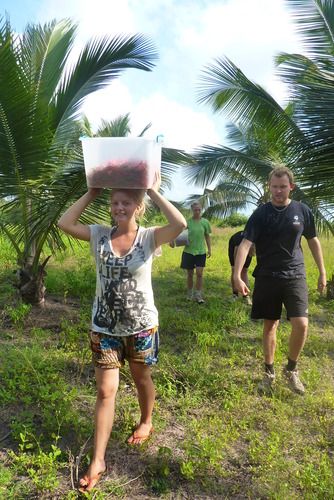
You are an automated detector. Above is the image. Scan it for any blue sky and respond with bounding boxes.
[2,0,303,200]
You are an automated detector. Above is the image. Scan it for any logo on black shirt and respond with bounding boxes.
[293,215,300,225]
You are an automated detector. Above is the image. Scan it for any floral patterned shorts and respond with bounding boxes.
[89,327,159,369]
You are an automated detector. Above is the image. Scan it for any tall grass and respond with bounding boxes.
[0,227,333,498]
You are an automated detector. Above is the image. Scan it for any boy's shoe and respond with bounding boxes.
[231,294,238,301]
[258,371,275,395]
[186,289,193,300]
[283,367,305,395]
[193,291,205,304]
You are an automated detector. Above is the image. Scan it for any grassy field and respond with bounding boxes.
[0,226,333,499]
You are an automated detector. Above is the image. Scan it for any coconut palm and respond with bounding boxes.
[0,17,158,304]
[187,0,334,232]
[275,0,334,205]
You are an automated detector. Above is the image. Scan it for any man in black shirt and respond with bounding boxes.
[233,166,326,395]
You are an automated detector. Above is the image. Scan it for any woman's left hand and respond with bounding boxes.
[149,171,161,193]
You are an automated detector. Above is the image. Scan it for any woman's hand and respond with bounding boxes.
[148,171,161,193]
[88,187,102,200]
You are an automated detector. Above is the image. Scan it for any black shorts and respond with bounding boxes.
[181,251,206,269]
[228,241,252,268]
[251,276,308,320]
[228,249,252,268]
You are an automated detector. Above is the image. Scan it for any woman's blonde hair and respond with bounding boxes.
[110,189,146,219]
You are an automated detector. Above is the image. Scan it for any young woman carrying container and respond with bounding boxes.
[58,177,186,492]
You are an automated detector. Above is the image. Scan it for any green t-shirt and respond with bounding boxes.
[184,218,211,255]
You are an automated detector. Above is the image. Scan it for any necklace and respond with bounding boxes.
[271,201,291,213]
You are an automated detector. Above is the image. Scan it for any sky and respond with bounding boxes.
[2,0,304,201]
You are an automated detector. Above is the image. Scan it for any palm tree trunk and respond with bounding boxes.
[17,256,51,306]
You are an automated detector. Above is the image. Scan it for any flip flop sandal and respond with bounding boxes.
[78,469,106,493]
[127,426,154,445]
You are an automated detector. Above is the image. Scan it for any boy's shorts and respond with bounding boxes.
[90,327,159,369]
[181,251,206,269]
[251,276,308,320]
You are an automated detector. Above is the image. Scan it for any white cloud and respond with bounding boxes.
[38,0,135,36]
[81,81,134,128]
[82,89,220,149]
[176,0,302,91]
[129,93,221,149]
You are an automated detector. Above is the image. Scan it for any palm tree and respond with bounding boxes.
[0,17,158,304]
[187,0,334,232]
[275,0,334,206]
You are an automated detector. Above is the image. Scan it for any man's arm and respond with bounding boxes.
[307,237,327,293]
[233,238,253,295]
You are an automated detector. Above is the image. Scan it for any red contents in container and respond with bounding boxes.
[87,160,151,188]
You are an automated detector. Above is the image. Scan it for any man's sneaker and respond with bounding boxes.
[283,368,305,395]
[258,371,275,395]
[187,289,193,301]
[193,291,205,304]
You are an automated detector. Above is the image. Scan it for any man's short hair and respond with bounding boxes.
[268,165,294,184]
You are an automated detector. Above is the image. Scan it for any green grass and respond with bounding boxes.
[0,227,333,498]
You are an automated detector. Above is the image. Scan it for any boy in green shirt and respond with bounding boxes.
[181,202,211,303]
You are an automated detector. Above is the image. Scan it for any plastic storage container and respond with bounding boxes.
[81,137,162,189]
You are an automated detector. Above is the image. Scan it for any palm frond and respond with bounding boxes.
[96,114,131,137]
[185,144,272,188]
[19,19,76,106]
[285,0,334,59]
[198,56,300,143]
[161,147,193,190]
[138,122,152,137]
[54,34,158,127]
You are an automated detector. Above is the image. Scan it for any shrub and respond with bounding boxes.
[218,213,248,228]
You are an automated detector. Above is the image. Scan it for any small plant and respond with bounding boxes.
[4,302,32,331]
[180,460,195,480]
[9,430,63,492]
[149,446,173,494]
[0,464,14,495]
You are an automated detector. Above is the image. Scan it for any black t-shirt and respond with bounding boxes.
[243,200,316,278]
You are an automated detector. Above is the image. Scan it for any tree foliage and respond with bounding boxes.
[187,0,334,233]
[0,17,158,302]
